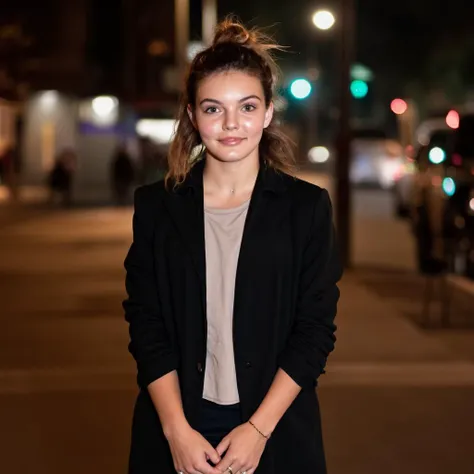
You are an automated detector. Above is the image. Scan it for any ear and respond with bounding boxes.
[187,104,197,129]
[263,102,274,129]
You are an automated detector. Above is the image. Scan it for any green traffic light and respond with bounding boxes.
[290,79,312,100]
[350,80,368,99]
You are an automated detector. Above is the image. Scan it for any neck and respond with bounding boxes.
[203,155,260,196]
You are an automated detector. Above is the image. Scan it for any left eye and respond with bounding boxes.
[242,104,256,112]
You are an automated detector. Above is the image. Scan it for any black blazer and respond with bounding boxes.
[123,160,342,474]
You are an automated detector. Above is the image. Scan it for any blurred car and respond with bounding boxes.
[409,113,474,277]
[445,114,474,238]
[393,128,454,217]
[392,148,417,217]
[350,128,404,189]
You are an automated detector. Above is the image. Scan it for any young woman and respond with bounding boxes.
[123,18,342,474]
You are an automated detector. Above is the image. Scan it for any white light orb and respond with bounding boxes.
[40,90,59,109]
[428,147,446,165]
[290,79,312,100]
[308,146,330,163]
[91,96,118,119]
[312,10,336,30]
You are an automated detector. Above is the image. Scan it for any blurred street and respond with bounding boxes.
[1,172,474,473]
[3,0,474,471]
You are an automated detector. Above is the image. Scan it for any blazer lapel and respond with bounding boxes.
[162,161,206,293]
[234,163,290,319]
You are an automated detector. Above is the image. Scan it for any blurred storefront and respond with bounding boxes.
[20,91,137,197]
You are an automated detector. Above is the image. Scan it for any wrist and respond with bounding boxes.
[162,415,190,440]
[248,417,273,440]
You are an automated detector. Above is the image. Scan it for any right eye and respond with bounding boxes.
[204,106,219,114]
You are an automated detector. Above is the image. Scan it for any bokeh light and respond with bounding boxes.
[350,80,369,98]
[390,98,408,115]
[428,147,446,164]
[312,10,336,30]
[442,177,456,196]
[446,110,460,129]
[290,79,312,100]
[308,146,330,163]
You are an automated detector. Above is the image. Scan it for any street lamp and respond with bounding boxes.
[290,78,312,100]
[305,10,335,161]
[312,9,336,30]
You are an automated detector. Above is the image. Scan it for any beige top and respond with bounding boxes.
[202,199,250,405]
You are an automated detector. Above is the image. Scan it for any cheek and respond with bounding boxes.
[196,117,220,139]
[241,115,266,137]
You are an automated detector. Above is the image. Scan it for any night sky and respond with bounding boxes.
[3,0,474,101]
[217,0,474,79]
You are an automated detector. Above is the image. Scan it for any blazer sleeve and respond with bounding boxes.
[123,186,179,389]
[278,189,342,389]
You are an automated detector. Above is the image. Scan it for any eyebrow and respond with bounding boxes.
[199,95,262,106]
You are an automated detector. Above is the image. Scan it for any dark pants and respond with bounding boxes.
[195,399,242,448]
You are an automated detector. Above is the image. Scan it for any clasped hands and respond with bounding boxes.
[168,421,268,474]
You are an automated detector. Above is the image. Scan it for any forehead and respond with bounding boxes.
[196,70,264,100]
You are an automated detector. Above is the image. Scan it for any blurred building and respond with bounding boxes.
[122,0,180,117]
[1,0,189,197]
[0,0,92,98]
[0,1,136,195]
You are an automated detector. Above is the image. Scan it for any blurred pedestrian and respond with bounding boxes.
[48,148,76,207]
[110,143,135,206]
[123,18,342,474]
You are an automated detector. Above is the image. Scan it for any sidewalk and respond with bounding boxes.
[322,271,474,474]
[0,184,119,208]
[0,185,119,229]
[327,270,474,376]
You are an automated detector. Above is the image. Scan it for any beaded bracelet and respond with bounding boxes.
[248,420,271,440]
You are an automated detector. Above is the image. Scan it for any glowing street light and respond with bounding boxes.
[428,147,446,164]
[350,80,368,99]
[308,146,330,163]
[312,10,336,30]
[290,78,312,100]
[92,96,118,119]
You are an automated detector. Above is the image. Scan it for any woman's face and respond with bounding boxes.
[189,70,274,164]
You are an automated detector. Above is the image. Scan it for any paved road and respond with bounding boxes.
[1,177,474,473]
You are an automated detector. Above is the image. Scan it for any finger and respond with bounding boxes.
[187,468,203,474]
[215,437,231,457]
[204,444,221,465]
[194,462,221,474]
[231,461,244,474]
[215,456,235,473]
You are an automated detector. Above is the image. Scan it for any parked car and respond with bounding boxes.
[393,126,454,218]
[409,113,474,278]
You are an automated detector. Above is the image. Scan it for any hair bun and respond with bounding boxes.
[213,18,255,47]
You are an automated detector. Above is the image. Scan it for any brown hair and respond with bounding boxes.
[166,17,296,188]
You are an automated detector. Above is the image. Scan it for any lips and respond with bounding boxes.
[219,137,245,146]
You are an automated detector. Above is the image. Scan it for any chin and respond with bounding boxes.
[206,145,259,164]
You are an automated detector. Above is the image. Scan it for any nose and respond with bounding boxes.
[223,109,239,131]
